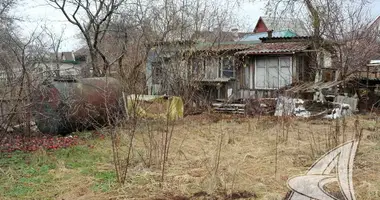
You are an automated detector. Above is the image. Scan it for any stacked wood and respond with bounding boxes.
[212,102,246,114]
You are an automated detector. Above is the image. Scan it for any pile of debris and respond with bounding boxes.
[210,90,358,119]
[245,98,277,116]
[211,98,277,115]
[274,95,355,119]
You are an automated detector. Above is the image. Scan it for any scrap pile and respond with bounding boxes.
[245,98,277,116]
[274,96,355,119]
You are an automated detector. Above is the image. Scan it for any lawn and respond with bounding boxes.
[1,114,380,200]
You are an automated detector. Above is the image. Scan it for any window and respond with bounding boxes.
[220,57,235,78]
[255,57,292,89]
[152,61,163,84]
[279,57,292,86]
[244,64,250,88]
[192,58,204,75]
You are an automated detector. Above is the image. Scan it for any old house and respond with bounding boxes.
[146,17,333,102]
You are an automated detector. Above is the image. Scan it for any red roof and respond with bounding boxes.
[235,42,310,55]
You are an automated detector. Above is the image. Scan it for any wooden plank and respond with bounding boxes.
[212,103,246,108]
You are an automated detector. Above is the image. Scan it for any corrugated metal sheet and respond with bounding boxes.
[195,41,260,52]
[240,30,297,41]
[235,42,310,55]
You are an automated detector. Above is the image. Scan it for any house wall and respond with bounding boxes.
[146,49,314,100]
[146,47,191,95]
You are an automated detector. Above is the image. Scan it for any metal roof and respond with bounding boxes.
[260,36,312,42]
[195,41,261,52]
[235,42,310,55]
[240,30,297,42]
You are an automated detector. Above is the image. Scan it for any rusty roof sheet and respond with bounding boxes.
[235,42,310,55]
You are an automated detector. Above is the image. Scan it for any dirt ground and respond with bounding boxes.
[2,113,380,200]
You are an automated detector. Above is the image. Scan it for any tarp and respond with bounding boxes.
[126,95,184,120]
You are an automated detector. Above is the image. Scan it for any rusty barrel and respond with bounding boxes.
[33,77,123,134]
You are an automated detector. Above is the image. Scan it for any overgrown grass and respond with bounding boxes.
[1,115,380,199]
[0,134,115,200]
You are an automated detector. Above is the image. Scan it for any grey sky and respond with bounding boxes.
[14,0,380,52]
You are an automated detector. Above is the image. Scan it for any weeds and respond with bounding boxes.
[0,136,114,199]
[1,115,380,199]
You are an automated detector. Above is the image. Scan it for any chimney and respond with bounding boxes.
[231,28,239,40]
[267,30,273,38]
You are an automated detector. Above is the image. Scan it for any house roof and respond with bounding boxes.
[191,30,250,43]
[260,36,313,43]
[254,16,310,36]
[235,42,310,55]
[194,41,260,52]
[61,52,75,61]
[368,16,380,31]
[75,47,89,56]
[240,30,297,42]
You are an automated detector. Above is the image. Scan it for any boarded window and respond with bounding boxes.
[255,57,292,89]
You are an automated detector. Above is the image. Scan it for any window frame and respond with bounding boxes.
[219,56,235,78]
[152,61,163,85]
[254,56,292,90]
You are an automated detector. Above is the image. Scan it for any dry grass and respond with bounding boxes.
[2,114,380,199]
[108,114,380,199]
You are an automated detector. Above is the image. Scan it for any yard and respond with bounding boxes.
[1,114,380,200]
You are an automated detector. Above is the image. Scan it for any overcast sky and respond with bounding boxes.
[14,0,380,52]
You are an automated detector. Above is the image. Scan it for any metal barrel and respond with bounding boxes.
[33,77,123,134]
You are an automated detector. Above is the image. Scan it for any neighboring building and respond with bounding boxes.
[33,51,88,80]
[352,15,380,80]
[253,16,309,36]
[368,16,380,37]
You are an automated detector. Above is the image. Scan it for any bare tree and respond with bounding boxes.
[265,0,379,84]
[41,24,65,77]
[88,0,244,186]
[47,0,126,76]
